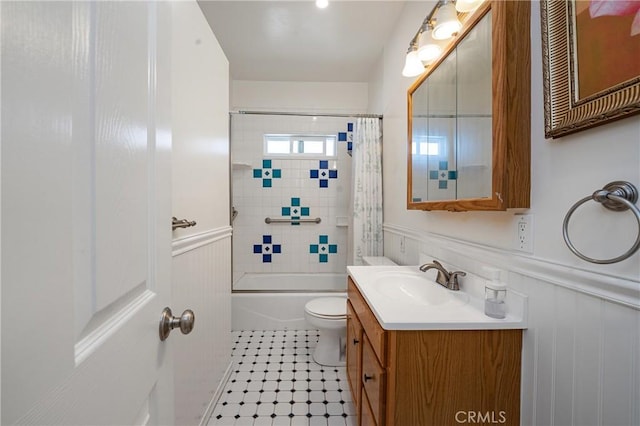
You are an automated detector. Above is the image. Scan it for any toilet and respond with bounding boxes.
[304,257,397,366]
[304,297,347,366]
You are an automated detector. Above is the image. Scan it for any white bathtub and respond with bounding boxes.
[232,273,347,330]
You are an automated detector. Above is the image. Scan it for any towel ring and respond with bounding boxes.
[562,181,640,264]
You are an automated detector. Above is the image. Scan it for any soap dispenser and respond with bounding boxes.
[484,269,507,319]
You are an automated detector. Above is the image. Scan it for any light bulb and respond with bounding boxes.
[417,29,443,64]
[316,0,329,9]
[433,2,462,40]
[402,50,424,77]
[455,0,484,13]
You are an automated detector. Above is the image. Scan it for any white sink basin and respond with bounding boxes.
[370,271,470,308]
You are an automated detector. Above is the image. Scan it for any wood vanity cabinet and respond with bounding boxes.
[347,277,523,426]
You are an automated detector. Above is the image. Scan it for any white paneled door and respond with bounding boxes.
[2,2,176,424]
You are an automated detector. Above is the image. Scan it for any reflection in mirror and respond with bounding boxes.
[410,12,491,204]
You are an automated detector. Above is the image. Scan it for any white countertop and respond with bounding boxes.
[347,265,528,331]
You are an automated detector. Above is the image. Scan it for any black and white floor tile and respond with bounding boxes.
[207,330,357,426]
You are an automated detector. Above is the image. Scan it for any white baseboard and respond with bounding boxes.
[199,361,234,426]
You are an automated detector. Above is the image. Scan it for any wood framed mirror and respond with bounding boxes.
[407,1,531,212]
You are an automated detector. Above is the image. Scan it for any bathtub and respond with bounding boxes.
[232,273,347,330]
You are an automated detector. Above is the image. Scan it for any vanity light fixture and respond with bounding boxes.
[455,0,484,13]
[432,0,462,40]
[402,43,425,77]
[315,0,329,9]
[417,22,443,64]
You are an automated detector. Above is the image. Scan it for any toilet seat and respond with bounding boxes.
[304,297,346,319]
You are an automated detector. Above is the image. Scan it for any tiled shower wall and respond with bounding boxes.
[231,114,353,284]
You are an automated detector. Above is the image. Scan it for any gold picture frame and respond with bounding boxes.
[541,0,640,138]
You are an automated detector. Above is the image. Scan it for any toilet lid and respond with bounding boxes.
[305,297,346,317]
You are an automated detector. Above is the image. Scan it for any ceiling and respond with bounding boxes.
[197,1,406,82]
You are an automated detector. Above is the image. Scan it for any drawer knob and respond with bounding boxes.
[353,338,360,345]
[363,374,374,382]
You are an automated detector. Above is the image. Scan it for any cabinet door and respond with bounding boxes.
[361,390,378,426]
[362,336,386,426]
[347,301,363,411]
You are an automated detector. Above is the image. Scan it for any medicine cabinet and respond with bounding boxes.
[407,1,531,211]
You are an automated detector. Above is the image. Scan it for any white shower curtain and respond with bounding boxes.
[349,117,383,265]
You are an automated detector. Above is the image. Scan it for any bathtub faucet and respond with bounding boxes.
[419,260,466,291]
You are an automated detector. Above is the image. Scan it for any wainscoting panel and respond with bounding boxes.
[172,228,232,426]
[384,225,640,426]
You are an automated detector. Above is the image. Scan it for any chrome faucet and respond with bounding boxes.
[419,260,467,291]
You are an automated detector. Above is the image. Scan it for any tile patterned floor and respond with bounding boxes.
[207,330,357,426]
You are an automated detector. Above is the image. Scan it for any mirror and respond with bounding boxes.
[407,1,531,211]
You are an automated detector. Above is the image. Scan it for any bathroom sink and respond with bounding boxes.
[370,271,470,308]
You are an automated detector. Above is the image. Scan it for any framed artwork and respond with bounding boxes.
[541,0,640,138]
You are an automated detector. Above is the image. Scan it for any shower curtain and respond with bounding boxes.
[350,117,383,265]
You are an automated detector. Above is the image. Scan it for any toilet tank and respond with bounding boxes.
[362,256,397,266]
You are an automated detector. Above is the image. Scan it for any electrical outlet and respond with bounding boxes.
[515,214,533,253]
[400,236,406,253]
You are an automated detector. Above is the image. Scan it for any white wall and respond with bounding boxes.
[231,80,368,114]
[372,1,640,425]
[171,3,232,425]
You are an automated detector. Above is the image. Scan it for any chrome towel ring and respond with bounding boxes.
[562,181,640,264]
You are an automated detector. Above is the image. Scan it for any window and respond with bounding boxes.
[412,136,445,156]
[264,134,337,158]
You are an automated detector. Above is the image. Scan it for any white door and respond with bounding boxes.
[2,2,178,424]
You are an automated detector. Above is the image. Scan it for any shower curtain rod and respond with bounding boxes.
[231,110,383,119]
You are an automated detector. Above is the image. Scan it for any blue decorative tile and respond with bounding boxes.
[310,235,337,263]
[448,170,457,180]
[338,132,347,142]
[347,123,353,132]
[439,180,448,189]
[310,160,338,188]
[281,198,311,225]
[254,235,282,263]
[439,161,448,171]
[253,159,282,187]
[429,170,439,180]
[413,197,422,202]
[347,142,352,151]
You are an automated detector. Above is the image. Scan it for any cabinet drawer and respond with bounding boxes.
[348,277,386,365]
[361,389,378,426]
[362,335,385,426]
[346,301,362,411]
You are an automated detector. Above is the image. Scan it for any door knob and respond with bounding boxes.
[159,307,195,341]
